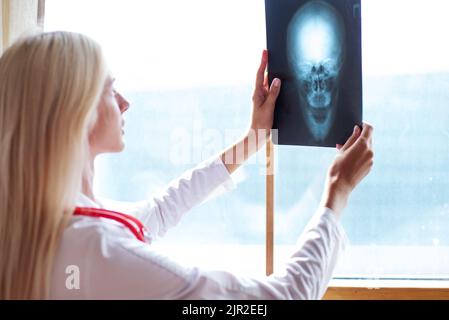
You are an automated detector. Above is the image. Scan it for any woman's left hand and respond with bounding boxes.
[220,50,281,174]
[249,50,282,142]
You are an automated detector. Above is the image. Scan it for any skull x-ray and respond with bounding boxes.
[265,0,362,147]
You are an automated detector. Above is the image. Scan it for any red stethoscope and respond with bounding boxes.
[74,207,148,243]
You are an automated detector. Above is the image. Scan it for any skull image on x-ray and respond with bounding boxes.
[287,0,346,142]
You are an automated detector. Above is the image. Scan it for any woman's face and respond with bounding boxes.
[89,75,130,156]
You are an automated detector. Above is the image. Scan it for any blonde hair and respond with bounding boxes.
[0,31,107,299]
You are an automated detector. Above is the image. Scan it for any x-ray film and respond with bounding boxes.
[266,0,363,147]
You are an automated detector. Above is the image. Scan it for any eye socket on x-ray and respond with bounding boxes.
[265,0,363,148]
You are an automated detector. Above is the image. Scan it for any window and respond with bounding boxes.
[274,0,449,284]
[45,0,449,287]
[45,0,269,276]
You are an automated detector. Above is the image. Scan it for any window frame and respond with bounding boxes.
[324,285,449,300]
[41,0,449,300]
[37,0,45,28]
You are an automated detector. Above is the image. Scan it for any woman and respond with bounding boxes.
[0,31,373,300]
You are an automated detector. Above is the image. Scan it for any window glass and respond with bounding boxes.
[275,0,449,280]
[46,0,449,280]
[45,0,268,275]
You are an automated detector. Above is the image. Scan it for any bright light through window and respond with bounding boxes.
[45,0,449,280]
[45,0,266,91]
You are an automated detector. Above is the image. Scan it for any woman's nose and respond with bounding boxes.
[116,93,130,113]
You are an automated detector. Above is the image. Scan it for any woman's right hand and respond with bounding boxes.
[320,123,374,218]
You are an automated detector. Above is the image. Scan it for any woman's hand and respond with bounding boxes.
[220,50,281,174]
[249,50,282,144]
[320,123,374,218]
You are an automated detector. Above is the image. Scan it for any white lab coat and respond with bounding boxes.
[50,156,347,299]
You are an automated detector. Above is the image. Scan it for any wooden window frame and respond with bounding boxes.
[324,281,449,300]
[37,0,45,29]
[41,2,449,301]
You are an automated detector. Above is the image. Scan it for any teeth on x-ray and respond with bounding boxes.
[287,0,346,141]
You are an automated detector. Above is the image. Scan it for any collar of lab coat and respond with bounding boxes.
[75,193,153,243]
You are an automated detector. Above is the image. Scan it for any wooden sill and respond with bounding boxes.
[324,279,449,300]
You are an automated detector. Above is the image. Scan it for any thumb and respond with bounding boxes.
[341,125,361,152]
[265,78,281,109]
